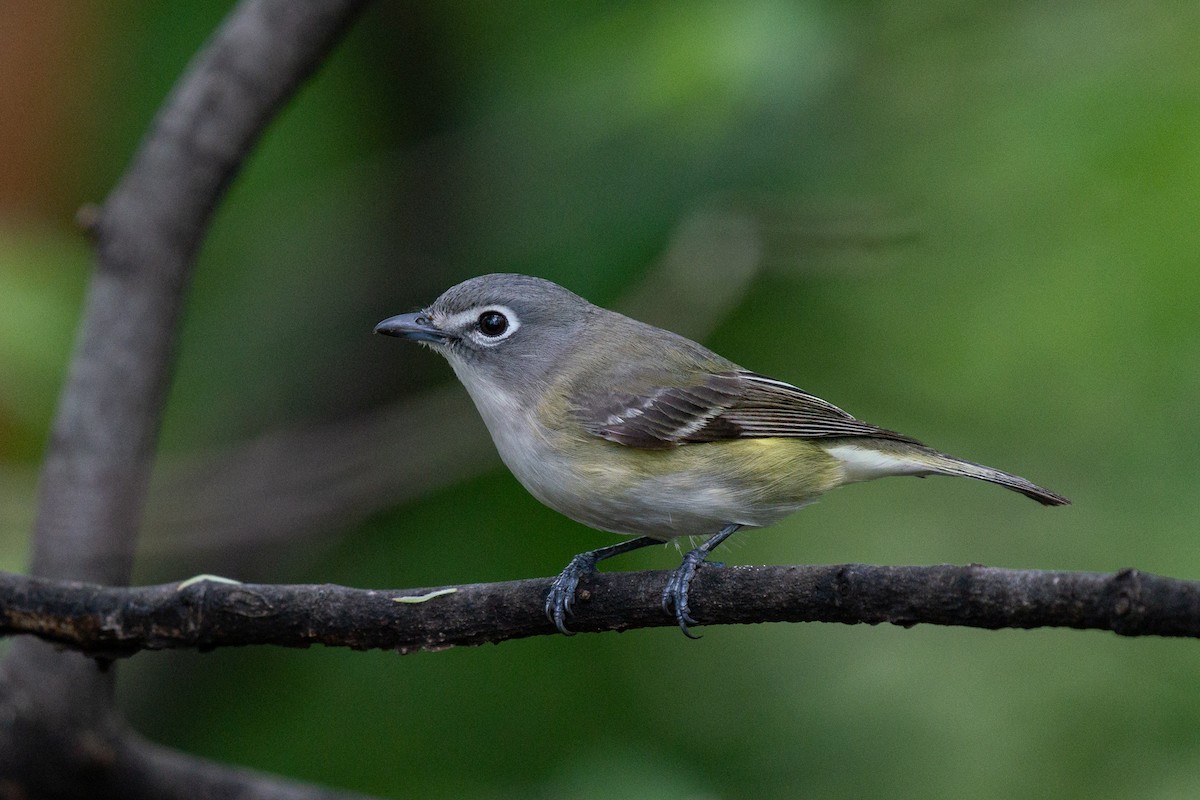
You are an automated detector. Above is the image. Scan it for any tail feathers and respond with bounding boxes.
[920,451,1070,506]
[824,442,1070,506]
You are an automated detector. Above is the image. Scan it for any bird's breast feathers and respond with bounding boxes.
[457,370,846,537]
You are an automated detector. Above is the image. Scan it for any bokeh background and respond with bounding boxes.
[3,1,1200,797]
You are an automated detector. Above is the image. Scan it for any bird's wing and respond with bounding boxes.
[571,370,922,449]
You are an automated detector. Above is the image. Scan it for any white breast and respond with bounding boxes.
[445,358,789,539]
[447,360,566,496]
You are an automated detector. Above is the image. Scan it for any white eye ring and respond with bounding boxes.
[445,305,521,346]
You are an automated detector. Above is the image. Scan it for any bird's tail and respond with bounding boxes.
[823,440,1070,506]
[914,448,1070,506]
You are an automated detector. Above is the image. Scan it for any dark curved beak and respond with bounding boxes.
[374,312,447,344]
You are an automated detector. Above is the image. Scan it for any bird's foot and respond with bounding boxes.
[660,523,741,638]
[545,552,599,635]
[544,537,663,635]
[660,548,715,639]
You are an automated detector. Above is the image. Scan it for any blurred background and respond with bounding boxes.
[3,1,1199,797]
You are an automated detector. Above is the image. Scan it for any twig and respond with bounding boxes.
[2,564,1197,659]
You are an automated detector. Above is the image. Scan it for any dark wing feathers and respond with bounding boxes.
[574,371,921,449]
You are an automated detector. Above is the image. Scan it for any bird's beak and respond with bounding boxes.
[374,312,448,344]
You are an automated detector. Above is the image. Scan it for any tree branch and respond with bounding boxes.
[2,564,1197,658]
[1,1,374,798]
[30,0,369,586]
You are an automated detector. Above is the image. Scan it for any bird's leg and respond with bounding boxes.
[546,536,661,635]
[661,523,742,638]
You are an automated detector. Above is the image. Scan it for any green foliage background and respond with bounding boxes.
[2,2,1199,797]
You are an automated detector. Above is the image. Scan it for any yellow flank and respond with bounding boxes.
[604,436,843,504]
[522,392,842,537]
[515,372,847,538]
[629,438,838,534]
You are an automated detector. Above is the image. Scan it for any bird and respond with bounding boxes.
[375,273,1069,637]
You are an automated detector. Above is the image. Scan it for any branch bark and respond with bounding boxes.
[2,564,1197,658]
[0,1,373,798]
[30,0,367,585]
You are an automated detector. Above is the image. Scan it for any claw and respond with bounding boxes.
[660,523,741,638]
[545,552,599,635]
[544,537,662,635]
[661,551,706,638]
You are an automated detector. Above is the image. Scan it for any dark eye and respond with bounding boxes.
[477,311,509,337]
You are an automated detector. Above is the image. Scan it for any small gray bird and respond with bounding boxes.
[376,274,1068,637]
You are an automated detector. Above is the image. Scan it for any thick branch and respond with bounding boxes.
[1,564,1197,657]
[1,2,373,798]
[30,0,368,586]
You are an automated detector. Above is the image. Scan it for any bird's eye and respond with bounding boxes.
[477,311,509,337]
